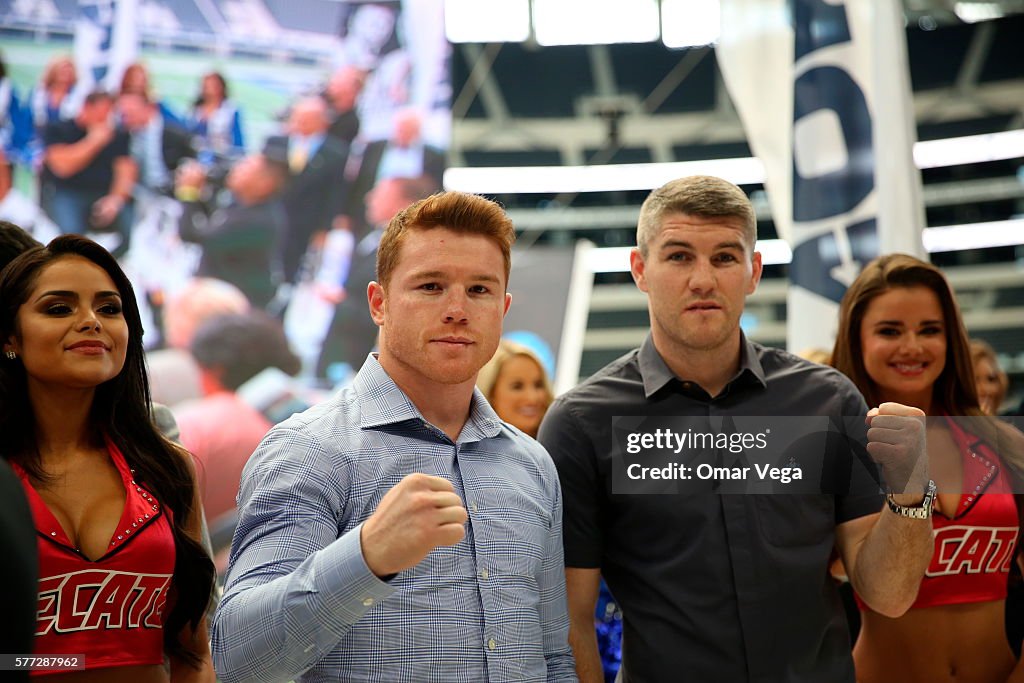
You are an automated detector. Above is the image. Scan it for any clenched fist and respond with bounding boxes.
[866,402,929,496]
[361,473,468,578]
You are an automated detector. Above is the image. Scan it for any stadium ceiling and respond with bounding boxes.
[444,0,1024,46]
[449,6,1024,172]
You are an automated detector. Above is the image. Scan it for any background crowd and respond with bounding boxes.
[0,34,446,382]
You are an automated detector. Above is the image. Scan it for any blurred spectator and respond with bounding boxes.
[174,311,300,525]
[148,277,251,407]
[40,90,137,257]
[0,221,42,683]
[970,339,1009,416]
[28,55,78,132]
[346,107,444,237]
[316,174,438,379]
[118,92,195,196]
[324,65,366,145]
[0,162,60,245]
[799,347,832,365]
[346,105,442,236]
[476,340,553,438]
[119,61,182,127]
[176,153,289,308]
[0,220,41,270]
[188,71,244,160]
[0,51,20,184]
[1,50,37,167]
[336,3,401,72]
[264,96,351,284]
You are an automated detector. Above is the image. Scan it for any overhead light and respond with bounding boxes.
[445,157,765,194]
[532,0,660,46]
[923,218,1024,253]
[586,246,634,273]
[661,0,721,49]
[444,0,530,43]
[445,129,1024,194]
[586,220,1024,273]
[913,129,1024,169]
[953,2,1004,24]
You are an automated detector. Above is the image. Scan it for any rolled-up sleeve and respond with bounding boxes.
[211,427,395,683]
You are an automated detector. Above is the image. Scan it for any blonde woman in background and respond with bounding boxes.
[477,339,553,438]
[798,347,832,365]
[30,55,78,131]
[971,339,1009,416]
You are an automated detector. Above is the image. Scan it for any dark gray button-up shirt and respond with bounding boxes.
[539,333,883,683]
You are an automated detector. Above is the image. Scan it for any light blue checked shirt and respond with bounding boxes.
[211,355,576,683]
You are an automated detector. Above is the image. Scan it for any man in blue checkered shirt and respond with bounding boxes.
[211,191,577,682]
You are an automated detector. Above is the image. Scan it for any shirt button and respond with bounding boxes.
[481,569,489,580]
[471,503,478,513]
[488,638,496,651]
[362,598,374,607]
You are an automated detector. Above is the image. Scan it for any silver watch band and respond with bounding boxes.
[885,479,937,519]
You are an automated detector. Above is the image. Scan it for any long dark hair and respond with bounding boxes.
[831,253,1024,482]
[194,71,228,108]
[0,235,214,666]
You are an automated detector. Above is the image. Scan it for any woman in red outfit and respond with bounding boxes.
[0,235,215,682]
[831,253,1024,683]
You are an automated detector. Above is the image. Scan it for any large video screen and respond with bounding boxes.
[0,0,450,393]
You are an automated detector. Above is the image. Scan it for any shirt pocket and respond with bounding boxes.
[753,494,834,548]
[474,485,553,579]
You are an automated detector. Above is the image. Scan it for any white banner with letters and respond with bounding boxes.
[717,0,926,352]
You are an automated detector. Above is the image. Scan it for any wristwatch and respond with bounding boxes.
[886,479,937,519]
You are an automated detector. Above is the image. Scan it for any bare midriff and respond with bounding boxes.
[855,600,1014,683]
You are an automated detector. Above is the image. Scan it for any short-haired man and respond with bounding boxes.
[324,65,366,145]
[264,96,352,284]
[176,310,301,525]
[316,174,440,379]
[41,90,137,257]
[538,175,933,683]
[117,92,195,196]
[176,153,290,308]
[212,191,576,682]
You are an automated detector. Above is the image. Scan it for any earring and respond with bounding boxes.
[4,350,15,360]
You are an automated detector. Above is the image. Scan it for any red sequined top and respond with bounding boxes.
[858,417,1019,611]
[13,440,174,674]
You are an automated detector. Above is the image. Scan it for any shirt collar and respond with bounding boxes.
[638,331,767,399]
[944,415,986,452]
[353,354,503,442]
